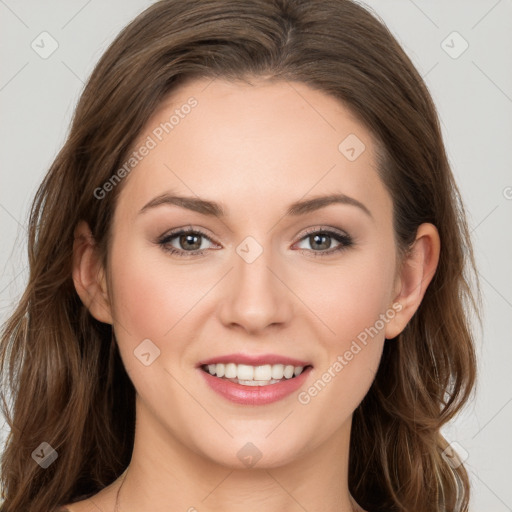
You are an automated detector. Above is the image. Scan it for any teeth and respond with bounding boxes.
[203,363,307,381]
[237,364,254,380]
[283,365,294,379]
[254,364,272,380]
[271,364,284,379]
[216,363,225,377]
[236,378,283,386]
[225,363,237,379]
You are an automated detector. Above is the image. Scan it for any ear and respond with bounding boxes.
[72,220,113,324]
[385,223,440,339]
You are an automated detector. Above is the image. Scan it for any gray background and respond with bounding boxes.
[1,1,511,510]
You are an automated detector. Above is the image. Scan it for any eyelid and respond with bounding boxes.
[295,225,350,240]
[157,225,350,243]
[292,226,353,256]
[156,225,353,257]
[157,226,218,248]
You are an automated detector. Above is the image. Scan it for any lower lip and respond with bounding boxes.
[198,366,313,405]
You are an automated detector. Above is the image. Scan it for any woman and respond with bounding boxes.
[0,1,479,511]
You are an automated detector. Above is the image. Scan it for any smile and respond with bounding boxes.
[201,363,307,385]
[198,362,313,405]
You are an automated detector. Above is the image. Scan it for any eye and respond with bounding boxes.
[157,227,217,257]
[294,227,353,257]
[156,226,354,258]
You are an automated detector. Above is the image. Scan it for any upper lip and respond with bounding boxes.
[197,353,312,368]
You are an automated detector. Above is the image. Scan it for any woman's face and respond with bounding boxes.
[103,78,402,468]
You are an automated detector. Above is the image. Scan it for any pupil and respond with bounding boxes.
[312,233,330,250]
[179,233,332,252]
[181,233,201,250]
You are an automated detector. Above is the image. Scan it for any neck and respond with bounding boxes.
[114,397,360,512]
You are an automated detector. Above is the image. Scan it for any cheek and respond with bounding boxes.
[299,251,396,346]
[110,232,396,349]
[296,246,395,404]
[109,236,203,337]
[108,226,395,375]
[107,241,211,417]
[289,258,394,455]
[107,239,199,378]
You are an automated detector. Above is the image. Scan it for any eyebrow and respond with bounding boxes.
[139,192,373,219]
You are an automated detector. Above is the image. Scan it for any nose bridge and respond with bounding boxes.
[218,234,293,333]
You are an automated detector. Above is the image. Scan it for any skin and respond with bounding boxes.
[70,78,440,512]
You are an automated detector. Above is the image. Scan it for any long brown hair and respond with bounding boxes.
[0,1,479,510]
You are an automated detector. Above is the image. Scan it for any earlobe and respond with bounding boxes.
[72,221,113,324]
[384,223,440,339]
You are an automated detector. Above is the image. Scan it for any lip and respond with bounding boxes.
[196,353,312,367]
[198,365,313,406]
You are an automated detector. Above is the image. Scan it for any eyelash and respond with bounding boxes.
[156,226,354,258]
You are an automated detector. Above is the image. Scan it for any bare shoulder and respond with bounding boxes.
[58,494,115,512]
[56,498,102,512]
[59,477,123,512]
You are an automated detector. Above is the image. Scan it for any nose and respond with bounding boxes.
[217,241,294,335]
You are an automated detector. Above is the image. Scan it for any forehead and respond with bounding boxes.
[114,78,391,225]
